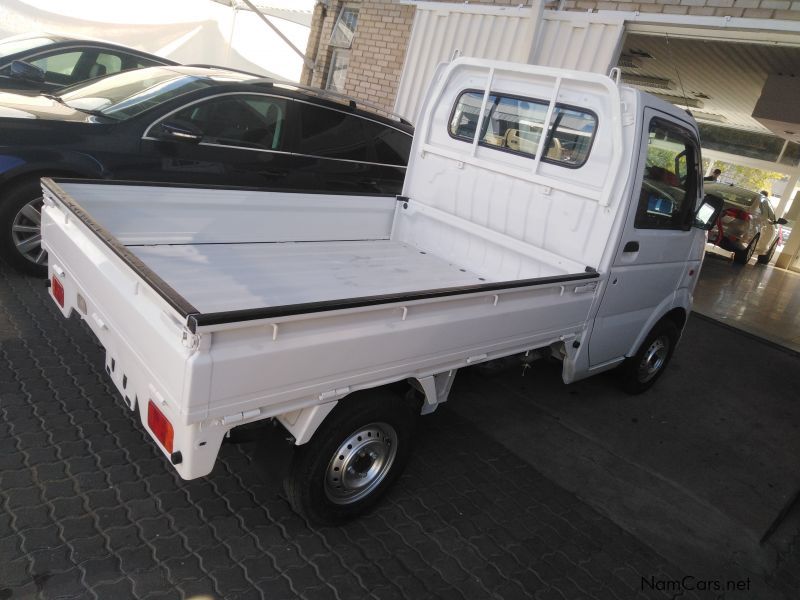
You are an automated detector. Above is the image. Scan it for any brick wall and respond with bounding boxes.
[303,0,800,114]
[301,0,415,112]
[343,1,415,110]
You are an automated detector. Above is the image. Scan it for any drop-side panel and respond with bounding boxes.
[197,276,597,422]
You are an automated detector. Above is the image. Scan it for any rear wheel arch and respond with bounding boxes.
[662,307,687,332]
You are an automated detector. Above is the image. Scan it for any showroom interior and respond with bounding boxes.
[0,1,798,599]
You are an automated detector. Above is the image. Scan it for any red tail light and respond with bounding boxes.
[723,208,752,222]
[147,401,174,453]
[51,275,64,307]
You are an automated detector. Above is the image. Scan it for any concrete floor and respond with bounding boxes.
[694,249,800,353]
[447,251,800,598]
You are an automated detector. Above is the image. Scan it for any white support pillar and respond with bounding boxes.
[774,167,800,219]
[775,190,800,270]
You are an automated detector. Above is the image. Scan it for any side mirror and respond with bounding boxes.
[9,60,45,84]
[694,193,724,230]
[776,217,788,225]
[156,120,203,144]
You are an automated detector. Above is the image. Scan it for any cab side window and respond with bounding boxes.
[635,119,699,230]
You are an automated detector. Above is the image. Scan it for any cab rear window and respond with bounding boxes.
[448,90,597,168]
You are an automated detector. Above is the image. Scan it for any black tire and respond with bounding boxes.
[756,237,778,264]
[0,178,48,276]
[618,320,679,394]
[733,235,758,265]
[284,389,419,525]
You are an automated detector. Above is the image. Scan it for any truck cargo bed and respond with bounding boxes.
[130,240,485,313]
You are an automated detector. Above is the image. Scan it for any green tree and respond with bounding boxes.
[704,160,785,194]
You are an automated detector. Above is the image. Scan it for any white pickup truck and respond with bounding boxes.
[41,58,722,523]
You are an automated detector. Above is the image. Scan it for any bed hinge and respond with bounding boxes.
[181,330,200,351]
[221,408,261,426]
[319,387,351,402]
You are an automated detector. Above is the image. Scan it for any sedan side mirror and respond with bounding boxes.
[9,60,45,84]
[694,193,724,230]
[776,217,788,225]
[156,120,203,144]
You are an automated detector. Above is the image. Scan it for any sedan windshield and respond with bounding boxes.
[0,36,56,59]
[58,67,254,121]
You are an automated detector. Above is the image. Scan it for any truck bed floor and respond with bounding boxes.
[130,240,486,314]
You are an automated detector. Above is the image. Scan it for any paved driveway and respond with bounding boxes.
[0,262,796,599]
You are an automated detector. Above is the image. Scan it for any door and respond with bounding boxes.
[590,111,703,366]
[135,93,298,189]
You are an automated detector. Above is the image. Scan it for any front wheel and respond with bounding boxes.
[0,179,48,276]
[618,320,679,394]
[283,389,419,524]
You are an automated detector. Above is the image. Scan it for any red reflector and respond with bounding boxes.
[147,401,174,453]
[51,275,64,307]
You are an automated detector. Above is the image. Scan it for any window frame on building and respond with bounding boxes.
[325,5,359,93]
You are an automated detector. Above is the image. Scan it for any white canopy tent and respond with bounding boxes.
[0,0,315,81]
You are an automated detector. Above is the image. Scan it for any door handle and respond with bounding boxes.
[623,241,640,253]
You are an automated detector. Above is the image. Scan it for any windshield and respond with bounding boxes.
[58,67,218,120]
[0,36,56,59]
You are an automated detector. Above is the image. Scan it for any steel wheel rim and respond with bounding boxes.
[637,335,669,383]
[11,196,47,266]
[325,422,398,505]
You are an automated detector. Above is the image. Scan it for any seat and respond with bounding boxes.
[546,138,562,160]
[504,128,561,159]
[88,63,107,79]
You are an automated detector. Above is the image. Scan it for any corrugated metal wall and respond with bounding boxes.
[535,13,625,74]
[394,4,536,123]
[394,4,624,122]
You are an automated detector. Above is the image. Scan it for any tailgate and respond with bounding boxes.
[40,178,201,463]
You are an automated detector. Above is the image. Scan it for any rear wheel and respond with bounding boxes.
[284,389,419,524]
[733,235,758,265]
[757,237,778,264]
[618,320,679,394]
[0,179,48,276]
